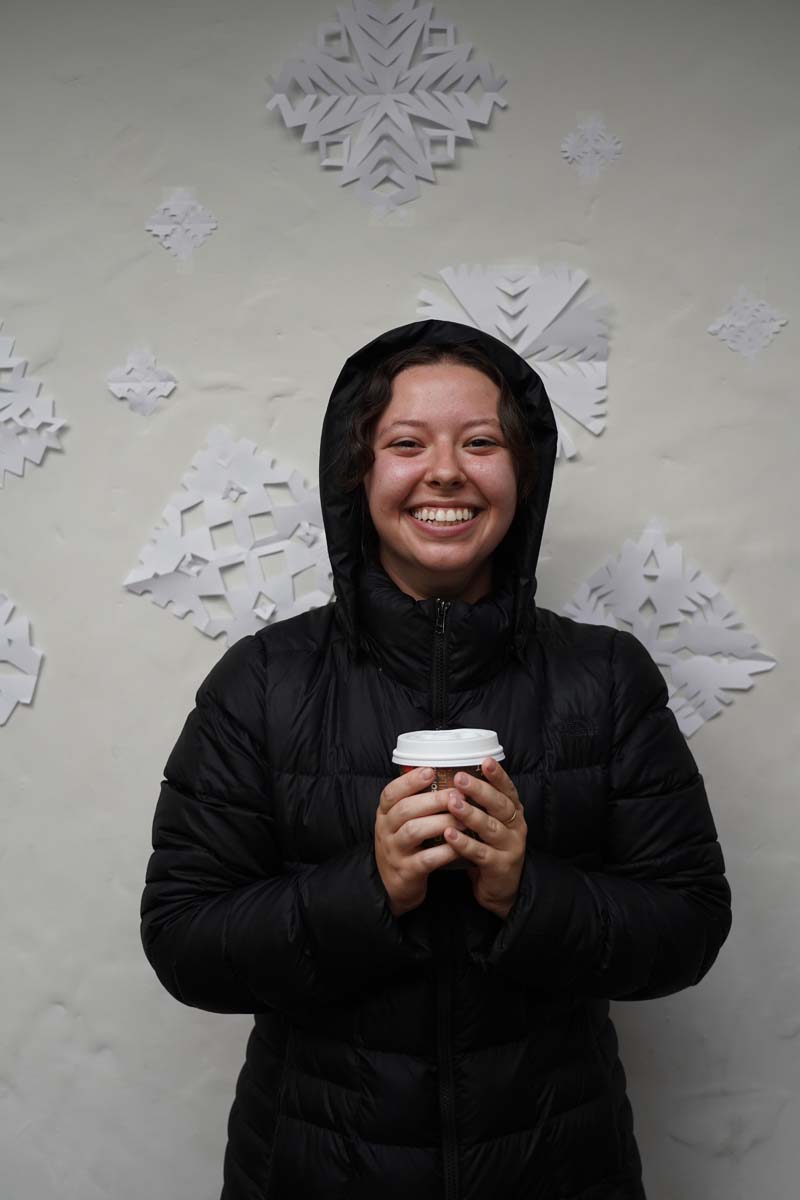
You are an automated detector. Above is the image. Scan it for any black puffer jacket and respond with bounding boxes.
[141,320,732,1200]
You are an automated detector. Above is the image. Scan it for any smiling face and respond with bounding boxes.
[362,362,519,602]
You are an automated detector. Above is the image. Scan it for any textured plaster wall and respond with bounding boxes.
[1,1,798,1197]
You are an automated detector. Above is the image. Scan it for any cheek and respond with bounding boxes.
[373,460,419,506]
[472,459,517,503]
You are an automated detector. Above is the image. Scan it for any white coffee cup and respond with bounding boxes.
[392,729,505,862]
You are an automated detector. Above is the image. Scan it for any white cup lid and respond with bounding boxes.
[392,728,504,767]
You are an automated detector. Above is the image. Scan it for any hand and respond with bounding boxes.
[375,767,468,918]
[442,759,526,919]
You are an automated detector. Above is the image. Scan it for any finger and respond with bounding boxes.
[482,757,511,786]
[446,790,511,846]
[379,767,435,815]
[385,789,456,835]
[416,841,461,873]
[398,812,467,851]
[452,768,518,826]
[442,825,491,863]
[480,758,519,800]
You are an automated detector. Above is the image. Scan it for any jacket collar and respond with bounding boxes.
[356,559,516,691]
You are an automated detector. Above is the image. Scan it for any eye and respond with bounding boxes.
[389,437,499,449]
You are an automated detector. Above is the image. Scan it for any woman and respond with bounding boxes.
[141,319,732,1200]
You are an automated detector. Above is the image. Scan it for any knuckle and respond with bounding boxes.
[403,819,422,847]
[487,817,499,836]
[420,848,439,872]
[390,802,406,828]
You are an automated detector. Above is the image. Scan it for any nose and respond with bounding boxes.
[425,443,466,489]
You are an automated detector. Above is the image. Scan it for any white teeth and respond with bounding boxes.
[410,507,476,524]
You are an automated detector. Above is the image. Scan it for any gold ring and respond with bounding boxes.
[504,806,518,827]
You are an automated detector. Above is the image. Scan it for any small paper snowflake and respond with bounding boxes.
[125,426,333,645]
[145,188,218,261]
[561,115,622,178]
[563,522,776,737]
[0,321,67,487]
[268,0,507,211]
[0,593,44,726]
[107,349,177,416]
[418,264,609,459]
[707,288,787,358]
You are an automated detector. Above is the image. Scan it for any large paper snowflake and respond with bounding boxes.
[125,427,333,645]
[563,522,776,737]
[0,593,44,726]
[417,264,609,459]
[107,349,177,416]
[267,0,507,211]
[145,189,218,261]
[707,287,788,358]
[561,115,622,178]
[0,321,66,487]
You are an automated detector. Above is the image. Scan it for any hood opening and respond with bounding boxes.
[319,319,558,661]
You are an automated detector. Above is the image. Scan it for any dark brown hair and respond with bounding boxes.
[333,342,537,503]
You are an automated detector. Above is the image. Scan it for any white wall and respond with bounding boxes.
[1,1,798,1197]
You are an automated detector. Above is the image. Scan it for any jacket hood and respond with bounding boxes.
[318,319,557,662]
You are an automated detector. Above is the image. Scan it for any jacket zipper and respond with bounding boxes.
[432,598,451,730]
[435,897,459,1200]
[431,598,458,1198]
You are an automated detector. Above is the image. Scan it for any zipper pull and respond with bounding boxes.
[434,598,451,634]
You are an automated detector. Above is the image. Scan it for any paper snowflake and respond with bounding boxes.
[107,349,177,416]
[0,321,66,487]
[0,593,44,726]
[707,288,788,358]
[145,189,218,261]
[418,264,609,459]
[563,522,776,737]
[125,427,333,645]
[267,0,507,211]
[561,115,622,178]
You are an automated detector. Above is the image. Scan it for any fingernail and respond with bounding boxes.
[422,768,434,780]
[454,773,467,786]
[484,759,495,773]
[450,791,464,810]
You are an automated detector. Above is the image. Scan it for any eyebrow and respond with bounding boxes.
[378,417,502,437]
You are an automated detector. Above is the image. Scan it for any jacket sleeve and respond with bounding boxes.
[473,630,732,1000]
[140,635,430,1015]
